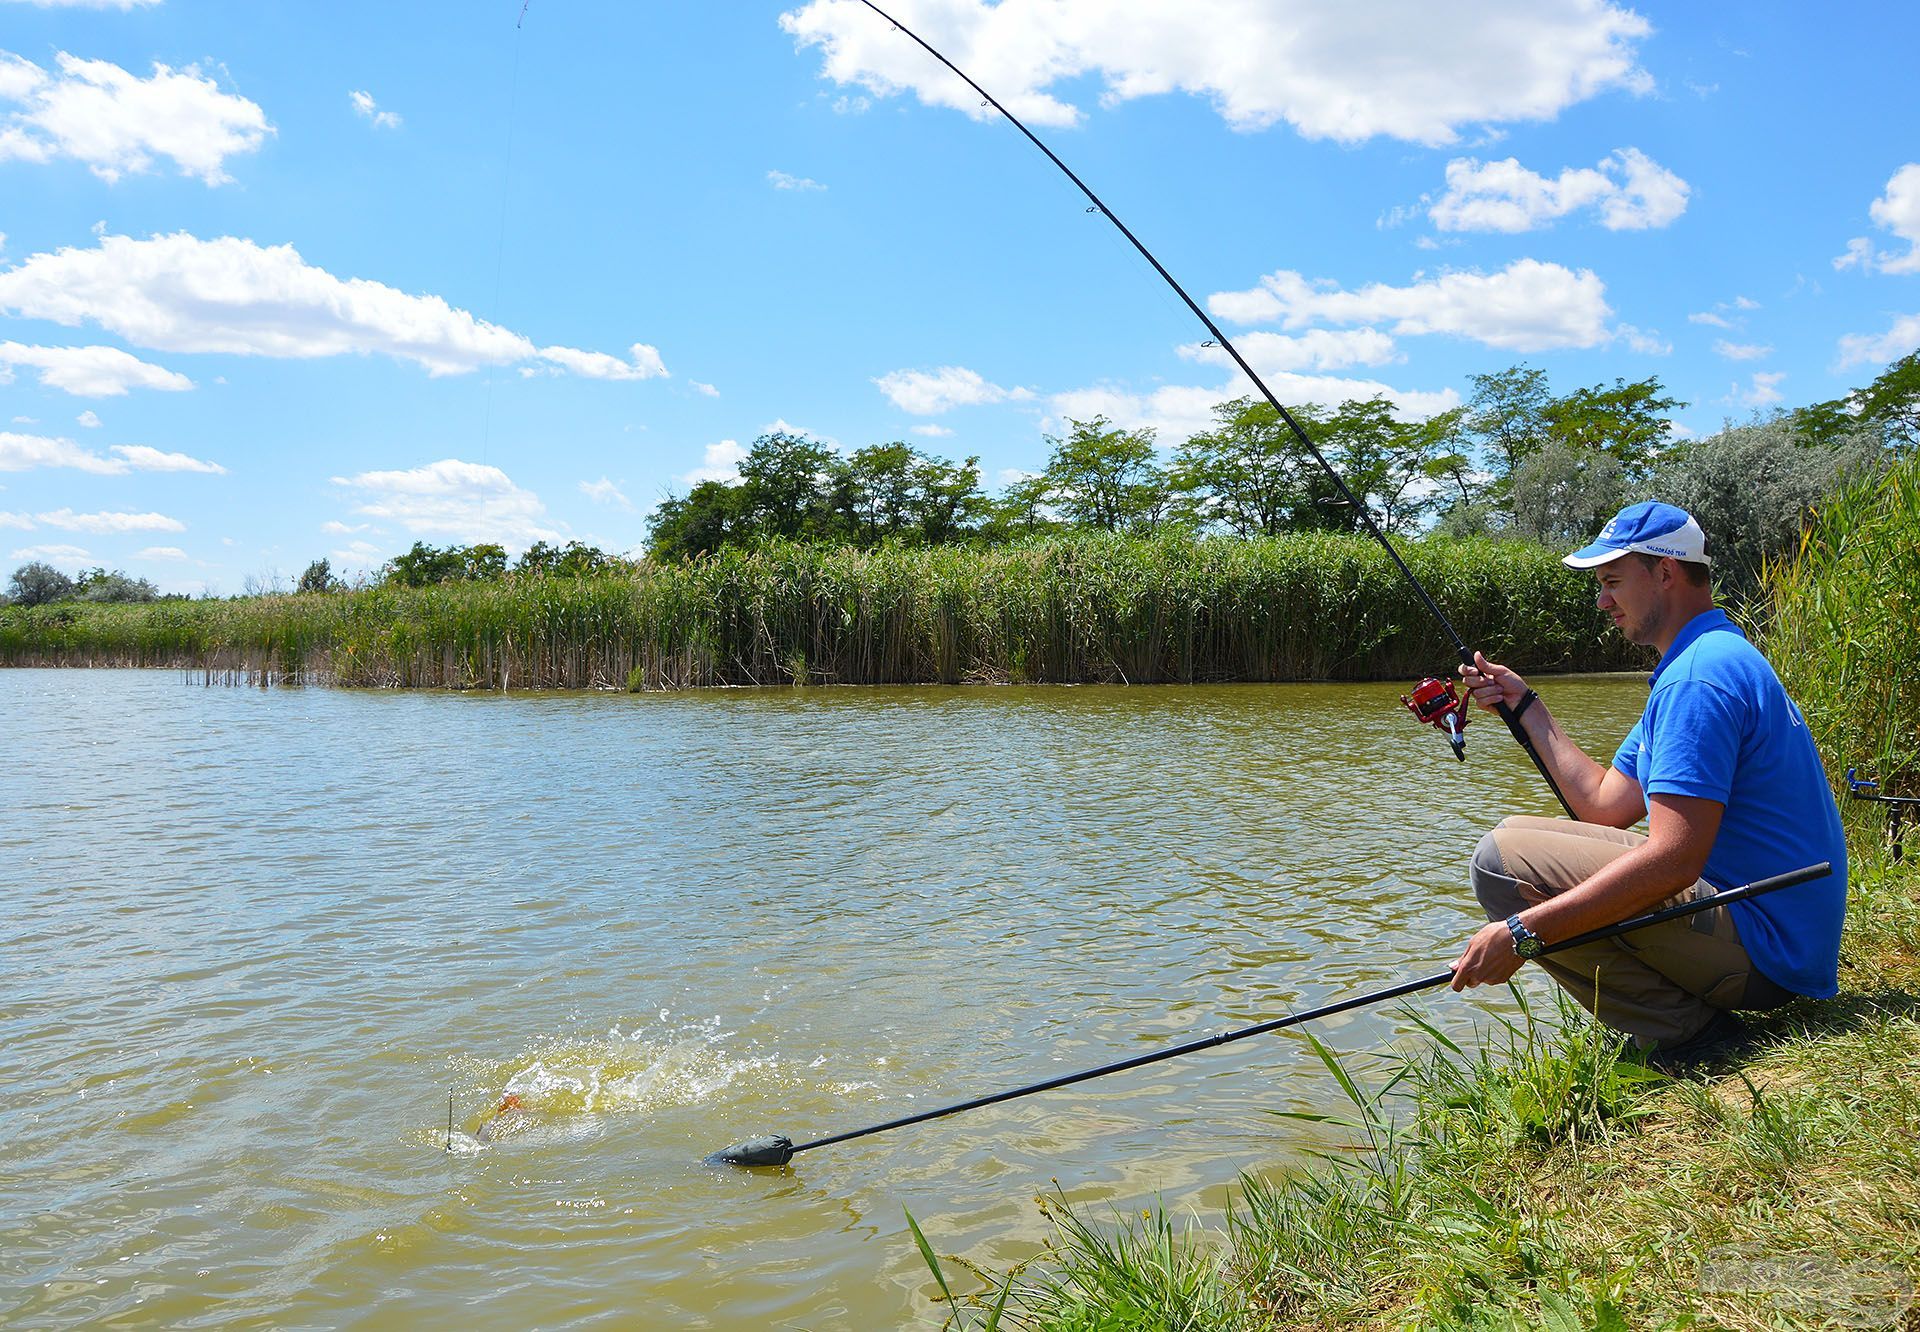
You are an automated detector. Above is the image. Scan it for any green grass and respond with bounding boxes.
[0,532,1635,687]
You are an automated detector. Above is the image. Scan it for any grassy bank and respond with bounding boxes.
[918,458,1920,1328]
[0,533,1635,688]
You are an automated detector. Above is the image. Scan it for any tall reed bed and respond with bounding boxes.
[1761,449,1920,794]
[0,532,1634,688]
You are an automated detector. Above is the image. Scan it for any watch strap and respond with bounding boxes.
[1505,913,1544,957]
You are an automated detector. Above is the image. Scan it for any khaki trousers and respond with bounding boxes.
[1471,815,1794,1047]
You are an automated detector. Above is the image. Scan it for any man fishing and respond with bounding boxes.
[1448,501,1847,1069]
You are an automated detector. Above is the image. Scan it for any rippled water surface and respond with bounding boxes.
[0,669,1647,1328]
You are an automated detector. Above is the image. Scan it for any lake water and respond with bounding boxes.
[0,669,1647,1329]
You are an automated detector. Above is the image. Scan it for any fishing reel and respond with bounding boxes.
[1402,676,1470,762]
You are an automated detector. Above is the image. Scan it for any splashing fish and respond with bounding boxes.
[449,1093,535,1149]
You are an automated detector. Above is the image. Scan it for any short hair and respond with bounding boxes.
[1632,551,1711,587]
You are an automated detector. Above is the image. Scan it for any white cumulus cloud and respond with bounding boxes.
[1722,372,1786,408]
[910,423,954,437]
[110,443,225,473]
[349,90,401,130]
[10,543,91,562]
[1053,373,1459,445]
[137,545,188,560]
[328,538,385,572]
[0,430,224,474]
[0,340,193,396]
[0,49,270,184]
[767,169,825,191]
[534,343,667,381]
[36,506,184,533]
[331,458,559,546]
[874,364,1034,414]
[0,429,121,473]
[0,232,669,382]
[1208,259,1612,352]
[75,409,101,427]
[579,476,633,510]
[781,0,1650,145]
[2,1,163,8]
[1836,313,1920,370]
[682,439,747,486]
[0,511,34,529]
[1835,164,1920,276]
[1713,340,1772,361]
[1176,328,1400,376]
[1428,147,1688,232]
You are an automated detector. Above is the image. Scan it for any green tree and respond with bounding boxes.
[980,473,1056,542]
[648,481,752,561]
[909,452,988,544]
[297,558,340,594]
[842,442,921,545]
[1042,416,1169,533]
[1312,398,1458,536]
[517,540,612,577]
[7,561,76,606]
[1541,375,1685,482]
[1464,364,1553,490]
[1171,397,1317,536]
[1848,350,1920,452]
[384,542,504,586]
[738,431,845,542]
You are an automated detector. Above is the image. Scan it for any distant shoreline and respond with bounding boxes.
[0,532,1637,690]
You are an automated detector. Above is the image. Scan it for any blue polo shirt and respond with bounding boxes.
[1611,608,1847,997]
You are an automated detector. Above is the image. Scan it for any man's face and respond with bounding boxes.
[1593,556,1665,646]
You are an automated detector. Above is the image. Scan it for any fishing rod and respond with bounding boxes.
[846,0,1574,815]
[707,860,1829,1166]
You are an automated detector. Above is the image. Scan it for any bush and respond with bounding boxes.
[7,561,76,607]
[1651,416,1885,605]
[75,567,160,604]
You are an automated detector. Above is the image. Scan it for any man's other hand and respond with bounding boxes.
[1450,919,1527,990]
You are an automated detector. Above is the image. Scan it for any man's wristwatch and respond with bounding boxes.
[1505,914,1546,959]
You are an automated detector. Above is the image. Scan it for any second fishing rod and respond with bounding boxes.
[850,0,1576,818]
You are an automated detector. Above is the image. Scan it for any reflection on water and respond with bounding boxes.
[0,669,1647,1328]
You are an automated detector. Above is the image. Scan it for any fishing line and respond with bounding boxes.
[707,861,1828,1166]
[848,0,1574,817]
[480,2,531,468]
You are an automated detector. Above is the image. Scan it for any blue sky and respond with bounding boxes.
[2,0,1917,593]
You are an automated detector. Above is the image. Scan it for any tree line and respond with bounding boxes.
[642,352,1917,597]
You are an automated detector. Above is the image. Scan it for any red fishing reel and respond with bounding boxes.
[1402,676,1470,761]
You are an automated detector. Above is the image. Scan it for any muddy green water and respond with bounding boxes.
[0,669,1647,1329]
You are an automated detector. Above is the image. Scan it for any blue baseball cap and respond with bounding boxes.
[1563,500,1711,569]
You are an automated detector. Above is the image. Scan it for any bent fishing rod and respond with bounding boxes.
[847,0,1574,816]
[707,860,1828,1166]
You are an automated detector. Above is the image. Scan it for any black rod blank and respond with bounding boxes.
[706,861,1829,1166]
